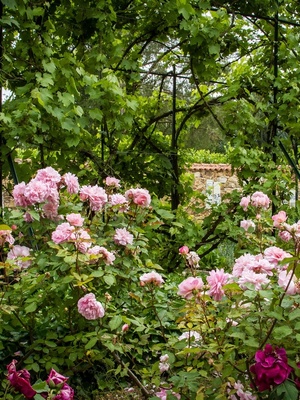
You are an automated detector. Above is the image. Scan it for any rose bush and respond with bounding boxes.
[2,166,300,400]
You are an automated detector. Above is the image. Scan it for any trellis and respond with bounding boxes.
[1,2,300,212]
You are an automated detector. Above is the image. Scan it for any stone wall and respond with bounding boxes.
[190,163,240,201]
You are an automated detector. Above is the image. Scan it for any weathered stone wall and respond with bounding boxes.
[190,163,240,198]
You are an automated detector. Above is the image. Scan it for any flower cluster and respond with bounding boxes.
[7,360,74,399]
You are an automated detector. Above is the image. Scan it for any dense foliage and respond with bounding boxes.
[1,0,300,201]
[1,168,300,400]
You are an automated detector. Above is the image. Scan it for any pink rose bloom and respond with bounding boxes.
[43,202,60,221]
[228,380,257,400]
[279,230,292,242]
[80,185,108,211]
[179,245,189,255]
[232,253,258,277]
[155,388,181,400]
[13,182,30,207]
[250,344,293,392]
[250,191,270,209]
[113,228,134,246]
[125,188,151,207]
[7,245,32,269]
[238,270,270,290]
[272,210,287,228]
[77,293,105,320]
[122,323,129,332]
[46,369,68,386]
[105,176,121,188]
[52,383,74,400]
[52,222,75,244]
[72,229,92,253]
[62,172,79,194]
[6,359,37,399]
[23,212,34,223]
[240,220,255,231]
[24,179,49,205]
[240,195,250,211]
[88,246,115,265]
[178,276,204,299]
[207,268,230,301]
[140,271,164,286]
[263,246,292,267]
[278,270,299,295]
[248,258,274,276]
[66,213,84,227]
[109,194,127,206]
[45,186,60,202]
[35,167,61,187]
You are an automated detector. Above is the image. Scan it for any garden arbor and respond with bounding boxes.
[0,1,300,206]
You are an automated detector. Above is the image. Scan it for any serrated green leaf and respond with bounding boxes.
[273,326,293,340]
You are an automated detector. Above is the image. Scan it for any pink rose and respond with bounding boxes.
[263,246,292,267]
[35,167,61,187]
[240,219,255,231]
[140,271,164,286]
[240,195,250,211]
[52,223,75,244]
[6,359,36,399]
[77,293,105,320]
[105,176,121,188]
[88,246,115,265]
[52,383,74,400]
[279,230,292,242]
[62,172,79,194]
[250,191,270,209]
[156,388,181,400]
[113,228,134,246]
[238,270,270,290]
[122,324,129,332]
[13,182,30,207]
[179,245,189,255]
[72,229,92,253]
[80,185,108,211]
[66,213,84,227]
[178,276,204,299]
[24,179,49,205]
[125,188,151,207]
[46,369,68,386]
[207,268,230,301]
[7,245,32,269]
[272,210,287,228]
[43,202,60,221]
[278,270,299,295]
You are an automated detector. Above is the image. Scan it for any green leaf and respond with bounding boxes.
[103,274,116,286]
[273,326,293,340]
[2,0,17,9]
[156,209,175,220]
[25,302,37,313]
[274,380,299,400]
[85,337,98,350]
[109,315,123,331]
